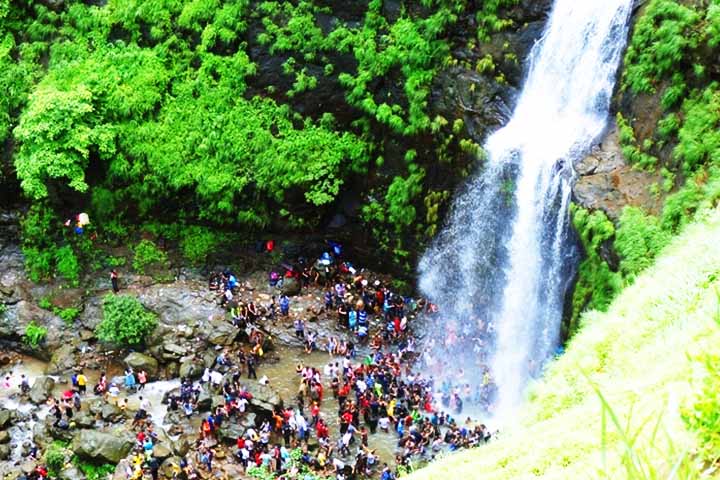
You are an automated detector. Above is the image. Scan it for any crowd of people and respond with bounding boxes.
[2,240,497,480]
[196,242,497,478]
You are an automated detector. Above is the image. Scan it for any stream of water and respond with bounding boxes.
[418,0,634,420]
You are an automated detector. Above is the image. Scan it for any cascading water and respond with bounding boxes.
[418,0,633,419]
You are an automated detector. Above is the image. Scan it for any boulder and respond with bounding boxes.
[152,443,173,461]
[124,352,159,377]
[136,284,216,328]
[71,430,133,464]
[0,430,9,444]
[280,277,301,296]
[179,359,203,379]
[0,444,9,461]
[48,344,76,374]
[158,457,183,480]
[29,376,55,404]
[196,390,212,411]
[73,410,96,429]
[59,466,86,480]
[171,436,190,457]
[112,460,131,480]
[243,382,282,415]
[163,343,188,359]
[0,408,14,429]
[100,403,124,422]
[206,317,238,346]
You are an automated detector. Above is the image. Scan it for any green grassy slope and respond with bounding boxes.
[410,208,720,479]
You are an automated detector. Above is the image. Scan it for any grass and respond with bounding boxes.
[409,208,720,479]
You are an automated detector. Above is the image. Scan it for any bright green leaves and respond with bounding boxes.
[14,85,96,199]
[569,205,622,335]
[615,207,670,279]
[127,88,368,225]
[622,0,700,94]
[386,169,426,231]
[13,40,170,201]
[97,294,157,346]
[674,85,720,175]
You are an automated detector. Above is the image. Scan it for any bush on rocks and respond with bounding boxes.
[96,294,157,346]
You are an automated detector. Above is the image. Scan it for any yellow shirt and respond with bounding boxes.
[77,375,87,386]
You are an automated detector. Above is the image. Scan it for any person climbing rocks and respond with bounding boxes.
[110,269,120,293]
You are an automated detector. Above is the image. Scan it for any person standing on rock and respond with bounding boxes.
[76,371,87,394]
[294,317,305,339]
[137,369,147,390]
[279,294,290,316]
[110,269,120,294]
[246,354,258,379]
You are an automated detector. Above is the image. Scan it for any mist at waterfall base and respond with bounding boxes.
[416,0,633,423]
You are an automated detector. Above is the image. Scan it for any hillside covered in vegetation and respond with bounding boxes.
[0,0,548,281]
[409,206,720,479]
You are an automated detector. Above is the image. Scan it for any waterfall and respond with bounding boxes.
[418,0,633,419]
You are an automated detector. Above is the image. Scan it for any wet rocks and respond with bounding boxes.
[48,344,77,375]
[124,352,159,377]
[573,123,664,219]
[280,277,301,296]
[178,358,203,379]
[206,315,238,346]
[71,429,134,464]
[0,409,14,429]
[0,444,9,461]
[29,376,55,404]
[136,283,216,328]
[242,382,282,416]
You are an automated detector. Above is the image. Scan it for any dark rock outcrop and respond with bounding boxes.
[71,430,134,464]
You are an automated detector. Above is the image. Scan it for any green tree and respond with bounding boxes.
[96,294,157,346]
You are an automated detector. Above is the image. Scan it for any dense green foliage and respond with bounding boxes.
[72,457,115,480]
[24,321,47,348]
[411,210,720,479]
[132,239,168,274]
[0,0,521,281]
[96,294,157,346]
[571,0,720,327]
[617,0,720,242]
[44,442,67,477]
[568,205,621,337]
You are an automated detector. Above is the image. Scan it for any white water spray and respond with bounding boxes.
[419,0,633,419]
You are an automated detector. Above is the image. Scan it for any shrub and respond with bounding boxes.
[38,296,52,310]
[72,457,115,480]
[55,245,80,286]
[24,321,47,348]
[132,239,168,274]
[44,442,66,477]
[615,207,671,279]
[180,227,217,266]
[0,303,6,316]
[96,294,157,346]
[57,307,80,325]
[22,246,54,282]
[569,205,622,335]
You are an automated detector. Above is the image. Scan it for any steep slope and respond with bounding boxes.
[410,207,720,479]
